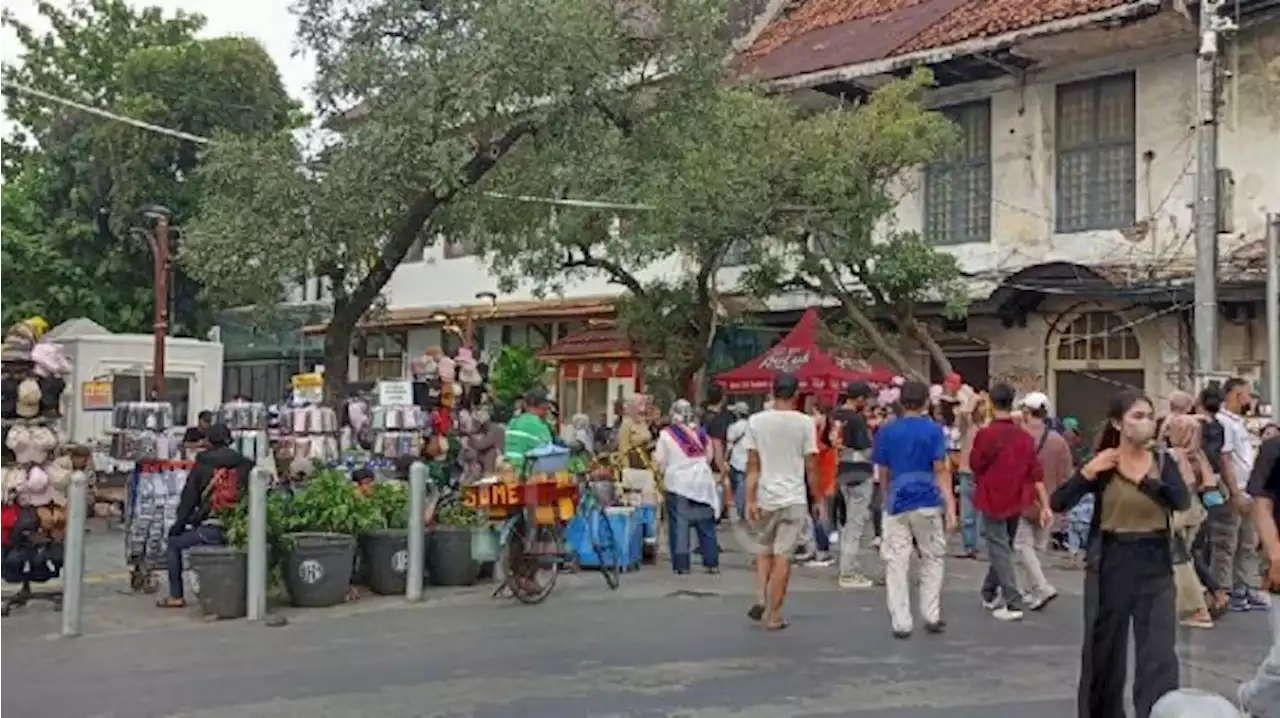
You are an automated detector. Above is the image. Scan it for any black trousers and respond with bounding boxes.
[1078,536,1179,718]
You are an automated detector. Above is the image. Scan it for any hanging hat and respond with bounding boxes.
[15,378,42,418]
[20,465,59,507]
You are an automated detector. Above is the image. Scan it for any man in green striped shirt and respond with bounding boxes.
[504,388,555,470]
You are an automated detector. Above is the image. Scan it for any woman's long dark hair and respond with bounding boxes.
[1094,389,1153,454]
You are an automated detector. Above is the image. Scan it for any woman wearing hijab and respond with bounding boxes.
[1162,413,1216,628]
[567,413,595,455]
[653,399,722,574]
[617,395,654,469]
[1051,390,1191,718]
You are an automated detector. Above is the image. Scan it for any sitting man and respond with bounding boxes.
[157,424,251,608]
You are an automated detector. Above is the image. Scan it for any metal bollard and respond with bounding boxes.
[60,471,89,638]
[406,462,427,603]
[246,467,269,621]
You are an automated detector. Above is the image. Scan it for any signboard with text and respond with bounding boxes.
[81,380,113,411]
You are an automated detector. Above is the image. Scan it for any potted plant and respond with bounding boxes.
[359,481,413,595]
[428,499,485,586]
[191,491,290,619]
[283,468,383,607]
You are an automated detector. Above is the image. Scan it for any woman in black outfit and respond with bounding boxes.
[1050,390,1191,718]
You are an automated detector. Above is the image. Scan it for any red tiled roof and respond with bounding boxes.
[537,323,645,360]
[741,0,1146,81]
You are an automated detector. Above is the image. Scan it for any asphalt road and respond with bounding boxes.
[1,563,1270,718]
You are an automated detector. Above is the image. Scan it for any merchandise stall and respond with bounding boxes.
[714,308,895,402]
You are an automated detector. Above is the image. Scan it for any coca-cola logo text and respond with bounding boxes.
[758,348,809,373]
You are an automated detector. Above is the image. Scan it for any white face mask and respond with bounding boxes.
[1121,418,1156,444]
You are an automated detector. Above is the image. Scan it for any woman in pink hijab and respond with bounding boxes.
[1163,413,1218,627]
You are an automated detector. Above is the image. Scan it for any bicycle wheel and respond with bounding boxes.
[591,509,622,590]
[504,512,560,605]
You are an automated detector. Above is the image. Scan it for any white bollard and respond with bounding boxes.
[1150,689,1243,718]
[245,467,269,621]
[406,462,427,603]
[60,470,89,638]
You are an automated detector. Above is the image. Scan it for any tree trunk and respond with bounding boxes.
[902,315,953,378]
[323,311,356,405]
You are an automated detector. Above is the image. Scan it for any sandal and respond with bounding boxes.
[766,619,789,631]
[155,597,186,609]
[747,604,765,622]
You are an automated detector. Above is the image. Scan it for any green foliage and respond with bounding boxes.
[286,468,384,536]
[219,491,292,550]
[433,498,487,529]
[1,0,301,334]
[489,345,548,408]
[181,0,733,399]
[367,481,410,530]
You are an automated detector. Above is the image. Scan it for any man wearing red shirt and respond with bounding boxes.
[970,383,1052,621]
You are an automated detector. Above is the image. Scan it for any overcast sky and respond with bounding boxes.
[1,0,317,131]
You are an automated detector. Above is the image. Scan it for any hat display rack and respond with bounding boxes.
[370,403,426,459]
[212,399,271,463]
[2,317,73,616]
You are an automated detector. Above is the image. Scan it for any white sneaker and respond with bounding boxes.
[992,606,1024,621]
[1028,590,1058,611]
[839,574,875,589]
[803,556,833,568]
[871,537,881,548]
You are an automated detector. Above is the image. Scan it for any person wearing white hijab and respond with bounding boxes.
[654,399,722,574]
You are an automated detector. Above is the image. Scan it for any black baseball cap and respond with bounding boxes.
[772,373,800,400]
[845,380,872,399]
[524,387,551,407]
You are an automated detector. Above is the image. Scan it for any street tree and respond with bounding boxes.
[740,71,967,379]
[182,0,730,401]
[454,85,797,397]
[1,0,301,334]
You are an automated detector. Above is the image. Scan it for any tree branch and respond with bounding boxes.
[332,118,538,329]
[592,98,633,136]
[561,243,647,296]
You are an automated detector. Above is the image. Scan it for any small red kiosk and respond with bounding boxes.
[538,322,648,425]
[715,308,894,401]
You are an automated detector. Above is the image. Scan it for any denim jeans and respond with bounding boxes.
[728,468,746,520]
[957,472,980,553]
[167,524,225,599]
[665,492,718,572]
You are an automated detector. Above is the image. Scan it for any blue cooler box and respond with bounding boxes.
[568,506,643,571]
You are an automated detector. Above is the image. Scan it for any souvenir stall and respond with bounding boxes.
[2,318,77,615]
[714,308,896,402]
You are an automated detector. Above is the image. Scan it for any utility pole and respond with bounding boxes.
[1193,0,1232,387]
[1267,213,1279,424]
[152,213,171,400]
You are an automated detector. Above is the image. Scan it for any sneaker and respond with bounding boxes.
[1028,590,1058,612]
[1230,594,1253,612]
[1246,591,1271,610]
[871,536,882,548]
[892,628,911,639]
[839,574,875,589]
[803,557,833,568]
[924,620,946,634]
[991,606,1024,621]
[981,589,1004,611]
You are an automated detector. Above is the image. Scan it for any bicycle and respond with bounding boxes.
[486,453,623,605]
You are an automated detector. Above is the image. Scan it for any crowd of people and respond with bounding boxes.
[631,373,1278,718]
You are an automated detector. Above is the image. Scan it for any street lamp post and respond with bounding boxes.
[132,205,175,401]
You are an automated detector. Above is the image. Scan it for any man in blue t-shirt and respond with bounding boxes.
[872,380,956,639]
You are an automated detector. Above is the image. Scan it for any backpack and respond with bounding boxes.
[204,466,242,513]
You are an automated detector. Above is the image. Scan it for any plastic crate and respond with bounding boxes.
[525,444,570,474]
[568,506,643,572]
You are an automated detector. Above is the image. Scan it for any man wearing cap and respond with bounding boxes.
[742,373,819,630]
[1016,391,1067,610]
[503,388,555,470]
[831,380,878,588]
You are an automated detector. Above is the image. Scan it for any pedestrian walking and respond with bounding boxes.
[724,403,750,520]
[831,381,877,588]
[971,384,1052,621]
[743,373,819,631]
[952,395,984,559]
[1051,390,1190,718]
[654,400,722,575]
[1015,392,1066,611]
[1199,384,1237,616]
[871,380,956,639]
[1162,413,1216,629]
[1240,429,1280,717]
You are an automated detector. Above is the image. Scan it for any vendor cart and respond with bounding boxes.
[124,459,192,592]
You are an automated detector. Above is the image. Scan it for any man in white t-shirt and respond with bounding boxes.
[743,373,818,631]
[1218,378,1269,611]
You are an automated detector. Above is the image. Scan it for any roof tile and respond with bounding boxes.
[744,0,1143,78]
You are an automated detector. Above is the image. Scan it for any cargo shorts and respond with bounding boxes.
[754,504,808,557]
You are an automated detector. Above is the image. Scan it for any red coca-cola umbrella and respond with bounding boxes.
[715,308,895,394]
